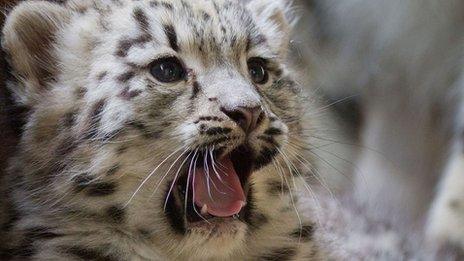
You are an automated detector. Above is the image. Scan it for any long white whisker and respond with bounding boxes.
[184,149,198,216]
[204,149,214,200]
[163,149,195,210]
[277,148,325,235]
[285,143,338,202]
[192,151,210,223]
[209,147,230,193]
[125,145,187,207]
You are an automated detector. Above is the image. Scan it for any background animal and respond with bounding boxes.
[292,0,464,258]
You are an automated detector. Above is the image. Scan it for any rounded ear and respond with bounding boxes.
[2,1,70,106]
[245,0,296,56]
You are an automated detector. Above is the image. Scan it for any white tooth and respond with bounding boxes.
[201,204,208,215]
[240,201,247,207]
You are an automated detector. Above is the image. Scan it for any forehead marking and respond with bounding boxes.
[115,34,152,58]
[163,24,179,52]
[133,7,150,32]
[117,71,136,83]
[161,2,174,10]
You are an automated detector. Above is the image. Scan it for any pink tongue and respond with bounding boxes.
[192,156,246,217]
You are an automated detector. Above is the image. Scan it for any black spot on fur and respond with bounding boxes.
[117,146,128,154]
[247,33,267,52]
[290,224,315,241]
[128,121,161,139]
[72,175,93,192]
[84,99,106,140]
[13,227,63,258]
[243,187,269,229]
[60,246,116,261]
[204,127,232,136]
[161,2,173,10]
[49,161,67,176]
[75,87,87,99]
[191,81,200,100]
[264,127,282,136]
[258,135,278,147]
[260,247,297,261]
[117,71,135,83]
[197,116,223,123]
[203,137,229,147]
[116,39,133,57]
[254,147,279,170]
[267,180,289,195]
[119,86,142,100]
[86,182,117,197]
[164,188,186,234]
[115,34,152,57]
[106,205,125,223]
[97,71,108,81]
[202,11,210,20]
[63,110,78,128]
[149,1,159,8]
[129,121,147,131]
[73,175,117,197]
[106,165,120,176]
[24,227,62,240]
[163,24,179,51]
[55,136,78,155]
[255,34,267,46]
[138,229,152,239]
[133,7,150,31]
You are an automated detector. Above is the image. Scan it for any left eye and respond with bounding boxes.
[149,57,185,83]
[247,58,269,85]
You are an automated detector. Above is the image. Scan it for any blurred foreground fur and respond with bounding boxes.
[293,0,464,259]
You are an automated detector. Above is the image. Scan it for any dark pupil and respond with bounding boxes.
[151,59,184,83]
[250,64,265,83]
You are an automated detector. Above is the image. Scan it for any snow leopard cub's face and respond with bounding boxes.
[3,0,305,258]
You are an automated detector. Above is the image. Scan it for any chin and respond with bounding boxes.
[182,218,248,259]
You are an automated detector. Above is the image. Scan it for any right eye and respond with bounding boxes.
[149,57,186,83]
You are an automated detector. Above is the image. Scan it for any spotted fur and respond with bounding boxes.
[1,0,323,260]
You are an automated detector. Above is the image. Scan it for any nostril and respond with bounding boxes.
[221,107,249,131]
[221,106,264,133]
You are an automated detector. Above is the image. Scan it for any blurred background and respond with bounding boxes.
[290,0,464,258]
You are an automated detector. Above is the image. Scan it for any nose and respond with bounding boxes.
[221,106,265,133]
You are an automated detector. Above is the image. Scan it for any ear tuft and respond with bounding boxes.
[2,1,70,106]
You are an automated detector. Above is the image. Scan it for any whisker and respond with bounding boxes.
[191,151,210,223]
[163,149,195,210]
[273,157,303,243]
[124,145,187,207]
[203,148,214,200]
[284,144,338,201]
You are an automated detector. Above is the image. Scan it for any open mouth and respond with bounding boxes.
[166,145,256,227]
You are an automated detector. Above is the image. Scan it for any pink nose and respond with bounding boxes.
[221,106,264,133]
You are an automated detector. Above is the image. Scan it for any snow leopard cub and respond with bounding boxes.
[1,0,322,260]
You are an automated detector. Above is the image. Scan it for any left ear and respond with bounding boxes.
[245,0,296,56]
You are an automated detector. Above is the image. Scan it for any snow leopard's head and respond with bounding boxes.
[3,0,312,259]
